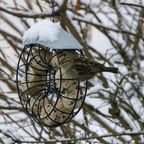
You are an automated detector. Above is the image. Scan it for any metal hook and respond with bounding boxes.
[52,0,55,22]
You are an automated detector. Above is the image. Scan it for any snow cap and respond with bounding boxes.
[23,19,83,49]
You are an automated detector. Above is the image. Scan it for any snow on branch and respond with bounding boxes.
[8,131,144,143]
[0,4,60,18]
[72,16,141,38]
[0,29,22,43]
[120,2,144,8]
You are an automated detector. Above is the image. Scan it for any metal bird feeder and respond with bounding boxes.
[16,1,87,128]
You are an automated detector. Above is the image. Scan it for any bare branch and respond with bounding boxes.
[0,5,59,18]
[120,2,144,8]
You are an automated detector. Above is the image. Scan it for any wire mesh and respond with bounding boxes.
[16,44,87,128]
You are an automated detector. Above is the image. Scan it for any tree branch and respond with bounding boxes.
[0,106,24,111]
[120,3,144,8]
[12,132,144,143]
[0,5,59,18]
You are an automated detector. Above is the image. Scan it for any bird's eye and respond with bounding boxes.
[89,62,94,66]
[62,62,65,64]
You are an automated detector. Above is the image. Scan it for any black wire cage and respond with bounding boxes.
[16,44,88,128]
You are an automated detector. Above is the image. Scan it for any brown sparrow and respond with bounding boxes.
[51,49,77,71]
[58,57,118,80]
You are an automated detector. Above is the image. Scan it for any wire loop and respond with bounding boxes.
[16,44,88,127]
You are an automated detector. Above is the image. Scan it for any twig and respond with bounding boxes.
[0,6,59,18]
[12,132,144,143]
[120,3,144,8]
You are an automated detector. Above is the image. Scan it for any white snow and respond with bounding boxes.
[23,19,61,43]
[3,138,14,144]
[1,0,144,143]
[2,126,21,141]
[87,84,102,94]
[23,19,83,49]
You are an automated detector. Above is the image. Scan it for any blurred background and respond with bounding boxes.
[0,0,144,143]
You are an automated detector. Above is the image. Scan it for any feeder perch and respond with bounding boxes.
[16,19,87,128]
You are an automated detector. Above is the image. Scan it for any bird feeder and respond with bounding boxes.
[16,19,88,128]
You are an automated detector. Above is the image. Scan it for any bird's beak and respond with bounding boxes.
[57,65,62,68]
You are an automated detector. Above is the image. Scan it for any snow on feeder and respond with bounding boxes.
[16,19,88,128]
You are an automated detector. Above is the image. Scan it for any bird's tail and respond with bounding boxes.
[102,67,118,74]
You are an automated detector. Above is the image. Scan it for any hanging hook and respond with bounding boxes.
[52,0,55,22]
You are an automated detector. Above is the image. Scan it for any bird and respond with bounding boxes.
[58,57,118,81]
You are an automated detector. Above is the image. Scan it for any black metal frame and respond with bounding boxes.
[16,44,87,128]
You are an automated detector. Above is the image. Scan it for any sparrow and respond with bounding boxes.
[51,49,77,71]
[58,57,118,81]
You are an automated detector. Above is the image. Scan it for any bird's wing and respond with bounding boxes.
[71,57,104,75]
[88,59,104,67]
[70,57,90,75]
